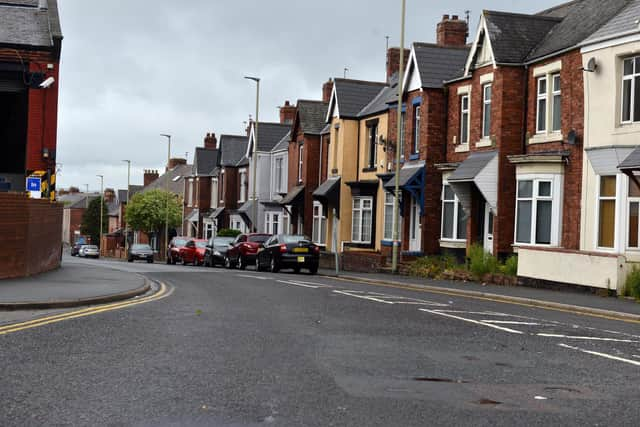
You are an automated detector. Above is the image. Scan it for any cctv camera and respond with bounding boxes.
[39,76,55,89]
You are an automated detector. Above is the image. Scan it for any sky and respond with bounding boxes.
[56,0,563,192]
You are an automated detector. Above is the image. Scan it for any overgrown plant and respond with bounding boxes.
[217,228,242,238]
[408,255,457,279]
[467,244,498,280]
[625,265,640,299]
[501,255,518,277]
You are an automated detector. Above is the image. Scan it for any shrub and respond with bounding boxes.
[468,244,498,280]
[408,255,458,279]
[217,228,241,238]
[625,266,640,299]
[502,255,518,277]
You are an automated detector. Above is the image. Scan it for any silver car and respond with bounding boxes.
[79,245,100,258]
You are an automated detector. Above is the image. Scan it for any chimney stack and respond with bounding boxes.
[204,132,217,150]
[167,158,187,171]
[144,170,159,186]
[104,188,116,203]
[322,79,333,103]
[437,14,468,47]
[386,47,410,82]
[279,101,297,125]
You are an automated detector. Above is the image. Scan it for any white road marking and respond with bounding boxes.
[558,343,640,367]
[286,280,328,287]
[237,274,269,280]
[632,355,640,359]
[538,333,640,343]
[420,309,524,334]
[333,290,394,304]
[434,310,514,317]
[276,280,332,289]
[482,321,541,326]
[333,290,448,306]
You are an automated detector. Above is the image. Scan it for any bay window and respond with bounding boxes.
[367,122,378,169]
[622,56,640,123]
[239,170,247,202]
[536,77,547,133]
[298,144,304,183]
[274,157,284,193]
[188,179,194,207]
[598,176,617,248]
[400,111,406,160]
[515,177,560,246]
[441,183,467,241]
[352,197,373,243]
[628,178,640,248]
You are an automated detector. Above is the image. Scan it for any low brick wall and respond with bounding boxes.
[341,251,387,273]
[0,193,63,279]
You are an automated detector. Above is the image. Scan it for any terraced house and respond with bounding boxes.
[213,134,250,232]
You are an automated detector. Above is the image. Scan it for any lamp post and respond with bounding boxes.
[245,76,260,232]
[160,134,171,259]
[391,0,406,274]
[122,160,131,257]
[96,175,104,253]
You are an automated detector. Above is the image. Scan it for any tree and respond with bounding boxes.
[125,189,182,235]
[81,197,108,246]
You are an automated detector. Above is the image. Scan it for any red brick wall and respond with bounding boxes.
[69,208,84,245]
[0,193,62,279]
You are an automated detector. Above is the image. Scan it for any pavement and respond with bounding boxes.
[319,269,640,322]
[0,262,150,310]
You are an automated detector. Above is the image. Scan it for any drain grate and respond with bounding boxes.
[413,377,468,383]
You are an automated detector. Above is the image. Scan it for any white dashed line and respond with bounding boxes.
[237,274,269,280]
[482,321,541,326]
[558,343,640,367]
[276,280,331,289]
[538,333,640,343]
[420,309,524,334]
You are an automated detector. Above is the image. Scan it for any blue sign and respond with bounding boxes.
[27,177,41,192]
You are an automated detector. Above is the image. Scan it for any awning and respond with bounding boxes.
[617,146,640,172]
[279,185,305,206]
[586,146,635,175]
[447,151,498,214]
[207,207,225,220]
[313,176,341,214]
[384,161,425,214]
[186,209,199,223]
[237,200,256,226]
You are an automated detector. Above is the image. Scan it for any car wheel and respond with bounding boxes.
[270,256,279,273]
[128,258,133,263]
[147,259,154,264]
[238,256,247,270]
[224,256,234,269]
[309,266,318,275]
[293,267,301,274]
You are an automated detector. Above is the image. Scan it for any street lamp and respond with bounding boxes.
[97,174,104,254]
[245,76,260,232]
[160,134,171,259]
[122,160,131,258]
[392,0,406,274]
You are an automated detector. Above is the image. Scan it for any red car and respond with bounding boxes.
[166,236,189,264]
[225,233,271,270]
[179,239,208,265]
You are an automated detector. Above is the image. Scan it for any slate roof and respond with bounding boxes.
[332,79,387,119]
[412,43,470,88]
[254,122,290,152]
[297,101,329,135]
[66,195,99,209]
[219,134,249,167]
[618,146,640,170]
[582,0,640,44]
[192,147,219,176]
[320,123,331,135]
[141,163,192,196]
[358,75,396,117]
[129,185,144,197]
[272,131,291,153]
[384,161,425,189]
[117,189,128,204]
[448,151,498,182]
[0,0,62,51]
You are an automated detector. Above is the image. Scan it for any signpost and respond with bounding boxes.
[26,176,41,199]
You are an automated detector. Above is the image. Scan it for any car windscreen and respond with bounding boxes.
[282,235,310,244]
[248,235,270,243]
[131,244,151,250]
[214,238,234,246]
[196,241,207,248]
[173,239,187,246]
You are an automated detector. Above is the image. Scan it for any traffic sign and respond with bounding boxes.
[27,177,41,192]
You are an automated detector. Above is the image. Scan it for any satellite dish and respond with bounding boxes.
[567,129,577,145]
[585,57,598,73]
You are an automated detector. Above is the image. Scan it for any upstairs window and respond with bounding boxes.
[536,73,561,134]
[400,111,406,160]
[551,74,561,131]
[211,178,218,208]
[367,122,378,169]
[536,77,547,133]
[460,95,469,144]
[188,179,194,207]
[239,170,247,202]
[298,144,304,183]
[274,157,284,193]
[413,105,420,154]
[482,84,492,138]
[622,56,640,123]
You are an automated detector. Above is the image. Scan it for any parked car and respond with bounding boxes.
[70,243,83,256]
[257,234,319,274]
[167,236,189,264]
[204,236,235,267]
[128,244,154,263]
[179,239,208,265]
[225,233,271,270]
[78,245,100,259]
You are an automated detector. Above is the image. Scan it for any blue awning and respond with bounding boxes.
[384,161,425,215]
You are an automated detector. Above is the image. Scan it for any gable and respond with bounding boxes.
[465,15,496,75]
[403,48,422,93]
[326,85,340,121]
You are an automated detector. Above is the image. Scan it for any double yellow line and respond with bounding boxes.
[0,281,173,336]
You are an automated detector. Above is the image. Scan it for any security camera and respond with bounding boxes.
[39,76,55,89]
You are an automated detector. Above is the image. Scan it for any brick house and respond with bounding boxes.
[0,0,62,196]
[214,134,250,232]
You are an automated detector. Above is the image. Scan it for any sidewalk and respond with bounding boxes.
[320,269,640,321]
[0,263,150,310]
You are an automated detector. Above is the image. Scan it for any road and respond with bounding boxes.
[1,256,639,426]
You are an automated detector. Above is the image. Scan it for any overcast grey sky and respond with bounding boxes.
[56,0,562,192]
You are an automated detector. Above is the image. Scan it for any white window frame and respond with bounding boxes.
[626,176,640,250]
[312,201,327,245]
[413,105,420,154]
[239,169,247,203]
[265,211,281,235]
[536,76,548,133]
[400,111,406,160]
[367,123,377,168]
[551,74,561,132]
[482,84,492,138]
[513,174,562,247]
[274,156,284,193]
[188,179,194,207]
[298,144,304,183]
[621,56,640,124]
[351,196,373,243]
[440,183,467,242]
[383,192,398,241]
[211,178,218,208]
[460,94,470,144]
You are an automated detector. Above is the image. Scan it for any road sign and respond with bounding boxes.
[27,177,41,192]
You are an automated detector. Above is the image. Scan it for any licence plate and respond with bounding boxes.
[297,256,305,263]
[293,248,308,253]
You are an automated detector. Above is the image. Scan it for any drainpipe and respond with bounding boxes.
[522,65,529,153]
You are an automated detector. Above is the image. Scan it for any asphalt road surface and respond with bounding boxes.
[1,256,639,426]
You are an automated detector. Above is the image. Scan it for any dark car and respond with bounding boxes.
[128,244,154,263]
[257,234,320,274]
[179,239,208,265]
[70,243,83,256]
[167,236,189,264]
[204,236,235,267]
[225,233,271,270]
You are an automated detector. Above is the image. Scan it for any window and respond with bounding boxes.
[220,171,225,203]
[598,176,617,248]
[628,178,640,248]
[332,128,339,170]
[460,95,469,144]
[188,179,194,207]
[551,74,561,132]
[536,74,561,134]
[441,184,467,240]
[383,192,401,241]
[204,222,214,240]
[298,144,304,182]
[400,111,406,159]
[622,56,640,123]
[211,178,218,208]
[536,77,547,133]
[515,179,554,245]
[482,84,492,138]
[274,157,283,193]
[312,202,327,245]
[413,105,420,153]
[239,170,247,202]
[351,197,373,243]
[265,212,281,235]
[282,212,290,235]
[367,123,378,169]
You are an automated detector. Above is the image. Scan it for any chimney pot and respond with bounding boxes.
[279,101,297,125]
[437,13,468,47]
[452,14,459,20]
[442,14,449,20]
[322,79,334,103]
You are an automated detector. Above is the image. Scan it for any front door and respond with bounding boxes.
[483,203,494,255]
[409,198,422,252]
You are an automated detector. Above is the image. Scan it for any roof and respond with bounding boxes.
[272,131,291,152]
[129,185,144,197]
[186,209,199,223]
[0,0,62,53]
[313,176,341,198]
[207,207,225,220]
[384,161,425,189]
[320,123,331,135]
[141,163,192,196]
[297,101,329,135]
[253,123,291,152]
[219,134,249,167]
[67,195,99,209]
[618,146,640,170]
[358,75,396,117]
[448,151,498,182]
[192,147,219,176]
[582,0,640,45]
[331,78,387,118]
[279,185,305,205]
[237,200,256,225]
[117,189,128,204]
[411,43,470,88]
